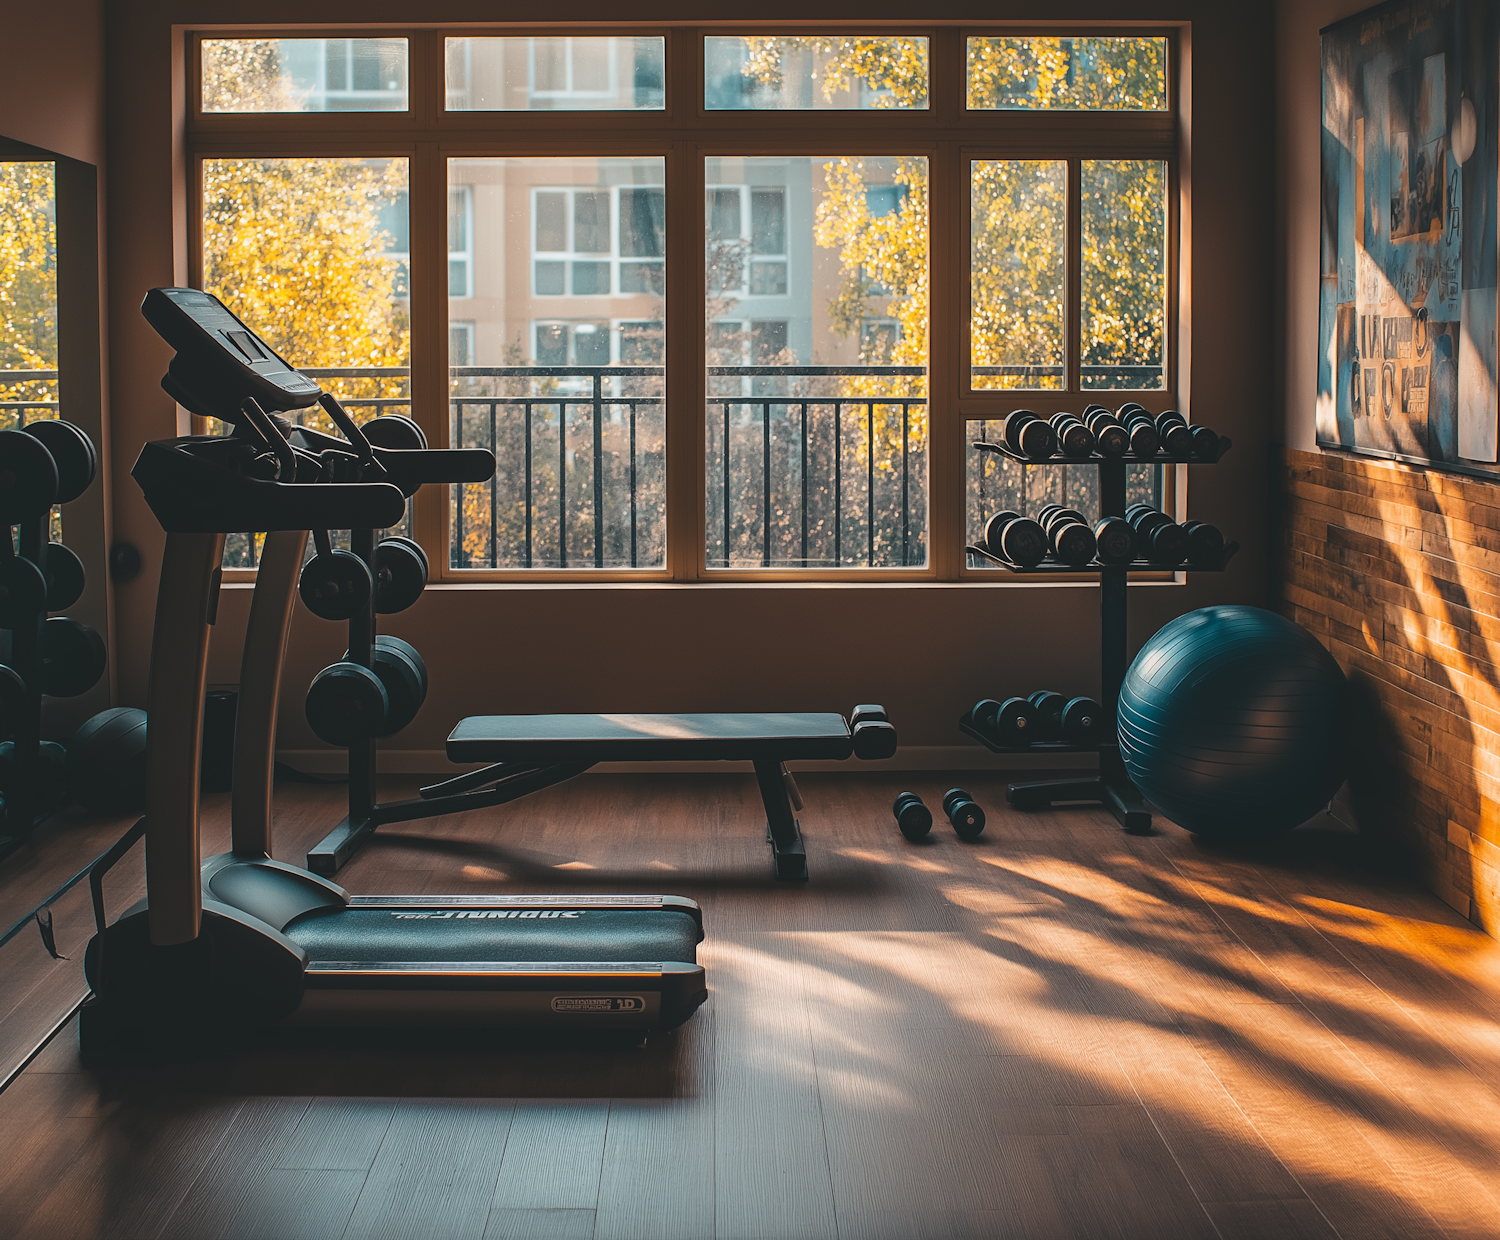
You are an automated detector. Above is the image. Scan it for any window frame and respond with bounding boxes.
[185,23,1185,585]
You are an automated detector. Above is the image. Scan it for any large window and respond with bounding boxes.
[192,28,1178,581]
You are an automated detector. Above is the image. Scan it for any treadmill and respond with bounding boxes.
[78,289,706,1055]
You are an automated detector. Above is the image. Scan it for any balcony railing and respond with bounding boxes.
[0,370,60,424]
[240,363,1160,572]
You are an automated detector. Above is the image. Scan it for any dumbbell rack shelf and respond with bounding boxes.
[963,542,1241,574]
[965,432,1235,835]
[970,438,1234,468]
[958,715,1103,754]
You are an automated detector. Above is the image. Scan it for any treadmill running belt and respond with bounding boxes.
[284,906,703,964]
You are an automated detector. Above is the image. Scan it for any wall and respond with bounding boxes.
[0,0,106,167]
[107,2,1275,772]
[1276,0,1500,931]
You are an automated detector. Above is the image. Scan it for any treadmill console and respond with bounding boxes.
[142,287,322,420]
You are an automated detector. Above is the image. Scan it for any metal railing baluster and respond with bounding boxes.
[592,372,604,568]
[902,403,909,568]
[558,403,567,569]
[866,403,875,568]
[630,402,638,569]
[524,400,533,569]
[762,400,771,568]
[834,403,842,569]
[489,402,498,569]
[723,403,731,567]
[800,402,808,568]
[454,402,466,568]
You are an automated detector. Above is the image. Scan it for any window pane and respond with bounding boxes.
[449,157,666,570]
[1082,160,1167,390]
[202,38,408,113]
[705,37,928,110]
[445,37,665,111]
[966,433,1162,560]
[0,163,58,432]
[202,157,409,428]
[573,191,610,253]
[619,189,664,257]
[971,160,1066,390]
[966,37,1166,111]
[203,157,411,564]
[706,157,929,569]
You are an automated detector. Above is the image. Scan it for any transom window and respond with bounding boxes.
[190,27,1178,581]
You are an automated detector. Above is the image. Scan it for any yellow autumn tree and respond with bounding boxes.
[746,36,1167,395]
[0,162,58,418]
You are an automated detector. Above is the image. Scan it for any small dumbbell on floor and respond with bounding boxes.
[943,787,986,840]
[892,791,933,842]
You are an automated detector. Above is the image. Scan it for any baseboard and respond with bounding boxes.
[276,746,1103,778]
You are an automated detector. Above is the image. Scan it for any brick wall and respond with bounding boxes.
[1277,447,1500,932]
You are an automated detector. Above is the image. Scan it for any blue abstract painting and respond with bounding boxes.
[1319,0,1499,472]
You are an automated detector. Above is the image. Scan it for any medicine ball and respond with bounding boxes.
[1118,606,1347,838]
[67,707,148,815]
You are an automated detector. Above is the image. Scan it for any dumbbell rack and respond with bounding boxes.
[0,514,54,863]
[959,436,1235,833]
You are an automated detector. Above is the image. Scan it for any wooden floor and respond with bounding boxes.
[2,771,1500,1239]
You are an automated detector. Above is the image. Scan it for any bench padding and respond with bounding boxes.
[447,712,853,764]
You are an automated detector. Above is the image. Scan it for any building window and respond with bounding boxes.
[449,187,473,298]
[532,185,664,299]
[191,27,1178,581]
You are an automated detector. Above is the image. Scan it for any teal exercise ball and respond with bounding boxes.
[1118,606,1347,837]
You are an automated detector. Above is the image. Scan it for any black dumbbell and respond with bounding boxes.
[1093,516,1137,565]
[1117,407,1161,457]
[361,415,429,498]
[0,552,47,629]
[343,635,429,737]
[374,536,428,614]
[21,420,97,504]
[1027,690,1067,741]
[893,791,933,842]
[1082,410,1131,457]
[999,410,1057,460]
[983,511,1048,568]
[1126,505,1189,565]
[969,696,1037,745]
[362,414,428,451]
[1061,696,1105,745]
[943,787,987,840]
[851,704,898,759]
[0,665,24,738]
[1038,508,1096,566]
[300,535,375,622]
[1154,410,1194,457]
[1047,412,1096,457]
[1190,425,1223,459]
[1181,520,1226,566]
[37,617,106,697]
[305,660,390,747]
[0,429,59,525]
[41,542,86,612]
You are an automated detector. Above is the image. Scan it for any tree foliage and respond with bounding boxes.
[202,156,410,437]
[967,37,1166,112]
[745,37,1169,396]
[0,162,57,412]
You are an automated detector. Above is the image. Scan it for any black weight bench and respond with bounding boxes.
[307,707,897,882]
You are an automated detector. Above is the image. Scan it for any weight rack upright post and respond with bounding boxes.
[1001,455,1150,833]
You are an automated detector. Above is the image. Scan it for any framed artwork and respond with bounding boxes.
[1319,0,1500,474]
